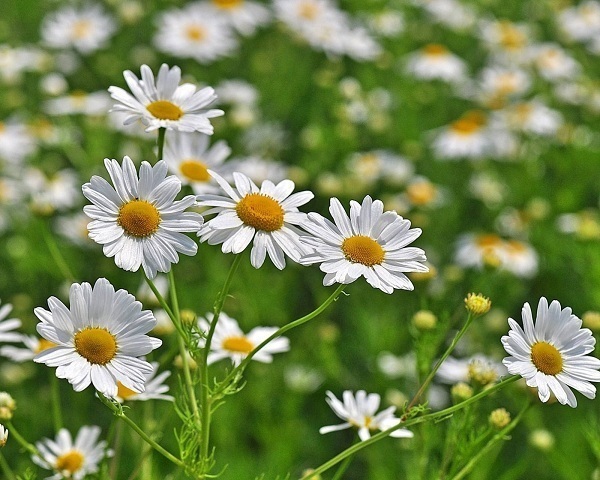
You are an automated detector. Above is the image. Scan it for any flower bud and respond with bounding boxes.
[464,293,491,316]
[489,408,511,429]
[412,310,437,331]
[0,392,16,421]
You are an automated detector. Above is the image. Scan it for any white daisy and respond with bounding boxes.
[431,111,493,160]
[40,4,117,54]
[319,390,414,441]
[200,0,272,36]
[436,354,507,384]
[115,362,173,402]
[0,424,7,447]
[33,278,162,397]
[82,156,203,279]
[0,335,56,362]
[197,170,314,269]
[502,297,600,408]
[43,90,112,116]
[405,44,467,83]
[0,301,21,343]
[227,156,290,185]
[557,2,600,43]
[529,43,581,82]
[164,131,231,194]
[32,425,110,480]
[301,196,428,293]
[492,101,562,137]
[154,5,238,64]
[108,63,224,134]
[23,167,81,214]
[197,312,289,366]
[0,119,38,166]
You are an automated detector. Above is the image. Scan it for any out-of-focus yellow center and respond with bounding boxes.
[118,200,161,237]
[341,235,385,266]
[450,111,486,135]
[185,25,207,42]
[298,2,319,19]
[56,450,84,474]
[223,336,254,354]
[35,338,57,354]
[498,22,526,50]
[531,341,563,376]
[74,328,117,365]
[117,382,137,400]
[406,181,436,206]
[212,0,243,9]
[423,43,448,56]
[236,193,285,232]
[146,100,184,120]
[72,20,91,39]
[180,159,210,182]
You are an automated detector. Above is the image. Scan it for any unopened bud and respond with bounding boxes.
[489,408,511,429]
[0,393,16,421]
[451,382,473,402]
[464,293,491,316]
[412,310,437,331]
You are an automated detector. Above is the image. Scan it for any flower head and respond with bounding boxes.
[0,392,16,421]
[197,171,314,269]
[464,293,492,315]
[197,312,289,366]
[108,64,224,134]
[319,390,413,441]
[33,426,110,480]
[33,278,162,397]
[83,156,203,279]
[301,196,428,293]
[0,301,22,343]
[502,297,600,407]
[115,362,173,403]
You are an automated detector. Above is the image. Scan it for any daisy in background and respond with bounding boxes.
[197,170,314,269]
[430,110,494,160]
[492,100,563,137]
[164,131,232,194]
[320,390,414,441]
[0,425,6,447]
[1,335,56,362]
[197,312,289,366]
[154,5,238,64]
[502,297,600,408]
[115,362,173,403]
[33,278,162,397]
[43,90,112,116]
[226,156,290,184]
[0,119,38,166]
[40,4,117,54]
[529,43,581,83]
[418,0,476,30]
[478,19,531,63]
[198,0,272,36]
[0,300,21,343]
[405,44,467,83]
[466,66,530,109]
[301,196,428,294]
[436,354,507,385]
[23,167,81,214]
[557,1,600,44]
[109,64,224,134]
[54,212,95,248]
[82,156,203,279]
[345,150,414,187]
[32,425,110,480]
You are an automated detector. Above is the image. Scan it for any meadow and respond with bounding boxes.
[1,0,600,479]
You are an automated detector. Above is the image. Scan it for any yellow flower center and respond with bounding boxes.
[531,341,563,376]
[180,159,210,182]
[423,43,448,56]
[341,235,385,266]
[185,25,206,42]
[146,100,184,121]
[55,450,84,474]
[212,0,243,9]
[450,111,486,135]
[35,338,57,354]
[298,2,319,19]
[235,193,285,232]
[222,336,254,354]
[406,181,436,206]
[118,200,161,237]
[74,328,117,365]
[72,20,91,39]
[116,381,137,400]
[498,22,526,50]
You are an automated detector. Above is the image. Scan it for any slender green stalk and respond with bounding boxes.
[301,376,520,479]
[449,401,531,480]
[331,452,354,480]
[144,274,184,339]
[0,451,16,480]
[404,313,474,414]
[214,284,347,397]
[5,422,39,457]
[157,127,166,161]
[97,393,184,468]
[49,374,63,433]
[41,223,76,282]
[200,254,242,460]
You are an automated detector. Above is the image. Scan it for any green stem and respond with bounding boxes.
[5,422,39,457]
[200,254,242,460]
[50,374,63,433]
[331,452,354,480]
[404,313,474,415]
[449,400,531,480]
[0,451,16,480]
[157,127,166,161]
[97,394,184,468]
[41,223,76,282]
[144,274,184,339]
[301,376,520,479]
[214,284,347,397]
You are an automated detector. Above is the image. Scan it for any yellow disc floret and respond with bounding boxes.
[235,193,285,232]
[531,341,563,376]
[118,200,161,237]
[222,336,254,354]
[180,159,210,182]
[116,382,137,400]
[74,328,117,365]
[212,0,243,9]
[146,100,184,121]
[341,235,385,266]
[56,450,85,474]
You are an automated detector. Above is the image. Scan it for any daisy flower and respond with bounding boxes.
[115,362,173,402]
[502,297,600,408]
[300,196,428,294]
[32,425,110,480]
[43,90,112,116]
[33,278,162,397]
[0,301,21,343]
[436,354,507,384]
[0,335,56,362]
[405,44,467,83]
[82,156,203,279]
[197,171,314,269]
[164,131,231,194]
[0,119,38,166]
[200,0,272,36]
[108,63,224,134]
[40,4,117,54]
[319,390,414,441]
[197,312,289,366]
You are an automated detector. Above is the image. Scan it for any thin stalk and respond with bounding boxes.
[97,393,184,468]
[331,452,354,480]
[5,422,38,457]
[404,313,474,415]
[0,451,17,480]
[41,223,75,282]
[49,374,63,433]
[301,376,520,479]
[214,284,346,397]
[157,127,166,161]
[144,274,184,339]
[200,254,242,460]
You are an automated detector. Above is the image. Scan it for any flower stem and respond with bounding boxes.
[0,451,16,480]
[97,393,184,468]
[49,373,63,433]
[41,222,76,282]
[157,127,166,161]
[301,376,520,479]
[214,284,346,397]
[404,312,474,415]
[200,254,242,460]
[5,421,38,457]
[331,451,354,480]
